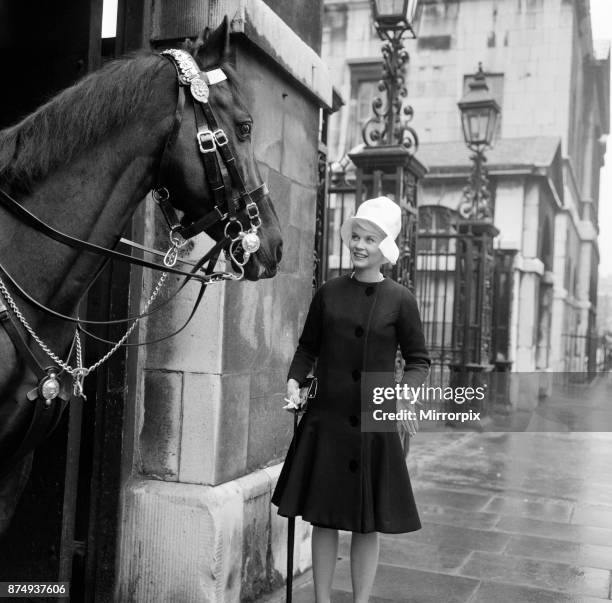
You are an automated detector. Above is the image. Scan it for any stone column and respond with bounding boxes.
[514,256,544,372]
[576,240,593,337]
[514,181,541,372]
[115,2,332,601]
[549,212,569,371]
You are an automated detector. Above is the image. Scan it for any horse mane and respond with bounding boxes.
[0,52,167,192]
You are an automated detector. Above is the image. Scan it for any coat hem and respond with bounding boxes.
[273,506,422,534]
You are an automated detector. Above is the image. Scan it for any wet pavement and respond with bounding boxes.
[260,375,612,602]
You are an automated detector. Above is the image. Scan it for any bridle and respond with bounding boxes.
[153,48,267,273]
[0,48,272,432]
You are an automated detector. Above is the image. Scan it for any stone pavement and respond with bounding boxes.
[260,376,612,602]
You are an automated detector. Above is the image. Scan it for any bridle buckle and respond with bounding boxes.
[214,206,228,221]
[245,202,259,220]
[213,129,229,147]
[197,129,216,154]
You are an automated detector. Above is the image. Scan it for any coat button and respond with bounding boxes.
[349,460,359,472]
[351,369,361,381]
[365,286,375,296]
[355,326,364,337]
[349,415,359,427]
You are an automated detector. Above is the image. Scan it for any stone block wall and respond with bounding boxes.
[115,1,331,600]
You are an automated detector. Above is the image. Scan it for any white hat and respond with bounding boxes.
[340,196,401,264]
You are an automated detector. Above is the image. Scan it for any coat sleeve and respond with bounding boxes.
[287,288,323,385]
[397,287,431,388]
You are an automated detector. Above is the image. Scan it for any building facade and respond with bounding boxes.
[322,0,609,375]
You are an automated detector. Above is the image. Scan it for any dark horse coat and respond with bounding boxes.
[272,274,430,533]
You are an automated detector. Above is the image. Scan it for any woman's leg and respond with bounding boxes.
[350,531,380,603]
[312,526,339,603]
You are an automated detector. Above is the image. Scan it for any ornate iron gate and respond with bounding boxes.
[414,206,460,386]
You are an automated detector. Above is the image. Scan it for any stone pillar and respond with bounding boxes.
[550,212,569,371]
[115,2,331,601]
[576,240,593,337]
[513,181,541,372]
[514,256,544,372]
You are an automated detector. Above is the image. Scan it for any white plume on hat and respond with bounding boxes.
[340,196,402,264]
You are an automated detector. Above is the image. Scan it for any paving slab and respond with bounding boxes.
[459,551,611,598]
[504,534,612,571]
[338,533,472,573]
[571,504,612,529]
[482,493,574,522]
[495,515,612,547]
[470,581,609,603]
[387,522,511,553]
[412,487,493,511]
[417,505,500,530]
[332,561,480,603]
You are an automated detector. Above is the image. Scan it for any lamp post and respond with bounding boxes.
[450,64,501,411]
[349,0,426,291]
[363,0,421,150]
[457,63,500,221]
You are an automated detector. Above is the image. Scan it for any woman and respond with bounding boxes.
[272,196,430,603]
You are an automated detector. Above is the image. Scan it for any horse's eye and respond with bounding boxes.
[237,122,252,140]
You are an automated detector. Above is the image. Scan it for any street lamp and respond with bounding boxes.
[449,64,501,411]
[363,0,422,150]
[370,0,421,36]
[457,63,500,220]
[349,0,425,290]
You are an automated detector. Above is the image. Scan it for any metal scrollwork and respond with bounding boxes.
[362,29,418,153]
[459,149,493,220]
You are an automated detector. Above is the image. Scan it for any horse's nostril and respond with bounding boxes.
[275,242,283,264]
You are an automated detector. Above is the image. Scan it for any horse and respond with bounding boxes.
[0,17,283,535]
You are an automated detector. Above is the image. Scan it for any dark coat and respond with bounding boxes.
[272,274,430,533]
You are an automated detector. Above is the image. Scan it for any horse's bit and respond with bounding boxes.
[0,49,271,469]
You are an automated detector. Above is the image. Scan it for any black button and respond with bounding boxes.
[365,287,375,296]
[349,415,359,427]
[355,326,364,337]
[349,460,359,472]
[351,369,361,381]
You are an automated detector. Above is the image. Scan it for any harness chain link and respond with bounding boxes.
[0,48,267,403]
[0,270,168,396]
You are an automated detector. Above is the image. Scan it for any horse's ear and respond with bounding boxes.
[187,16,231,69]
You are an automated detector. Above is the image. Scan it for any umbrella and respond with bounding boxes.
[286,408,299,603]
[284,377,317,602]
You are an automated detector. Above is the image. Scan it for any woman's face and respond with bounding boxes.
[348,222,386,270]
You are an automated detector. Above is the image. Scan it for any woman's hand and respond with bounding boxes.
[397,397,420,437]
[283,378,303,412]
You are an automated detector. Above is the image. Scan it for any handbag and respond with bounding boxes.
[298,375,318,409]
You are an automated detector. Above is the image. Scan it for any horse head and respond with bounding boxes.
[159,17,283,281]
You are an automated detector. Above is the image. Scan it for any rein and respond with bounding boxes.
[0,49,270,410]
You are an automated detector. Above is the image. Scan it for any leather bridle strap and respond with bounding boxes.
[179,182,268,240]
[198,98,253,215]
[0,235,230,326]
[77,245,223,347]
[0,187,216,284]
[0,299,71,480]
